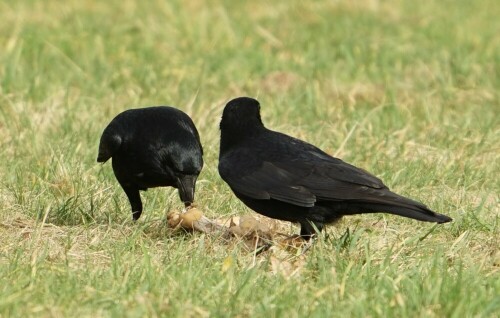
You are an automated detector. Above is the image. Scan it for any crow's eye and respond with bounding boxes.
[171,166,182,174]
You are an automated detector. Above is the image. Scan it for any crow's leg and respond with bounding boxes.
[299,220,324,240]
[120,184,143,220]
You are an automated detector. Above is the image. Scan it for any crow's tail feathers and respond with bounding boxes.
[343,191,452,223]
[365,203,452,223]
[97,131,122,163]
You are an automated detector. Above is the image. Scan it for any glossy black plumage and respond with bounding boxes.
[98,106,203,220]
[218,97,452,239]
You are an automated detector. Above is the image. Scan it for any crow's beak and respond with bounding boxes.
[177,175,197,206]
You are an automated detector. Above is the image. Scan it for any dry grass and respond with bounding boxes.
[0,0,499,316]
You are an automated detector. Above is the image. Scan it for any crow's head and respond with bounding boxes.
[163,144,203,206]
[220,97,264,131]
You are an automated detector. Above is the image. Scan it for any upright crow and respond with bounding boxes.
[218,97,451,239]
[98,106,203,220]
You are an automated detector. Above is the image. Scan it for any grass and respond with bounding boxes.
[0,0,499,316]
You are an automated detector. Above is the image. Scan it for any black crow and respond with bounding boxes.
[98,106,203,220]
[218,97,452,239]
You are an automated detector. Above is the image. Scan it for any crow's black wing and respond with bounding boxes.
[219,156,317,207]
[220,158,392,205]
[293,148,385,189]
[218,133,396,208]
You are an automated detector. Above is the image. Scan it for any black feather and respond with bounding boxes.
[98,106,203,220]
[218,97,452,239]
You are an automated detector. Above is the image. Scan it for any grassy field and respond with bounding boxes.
[0,0,499,317]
